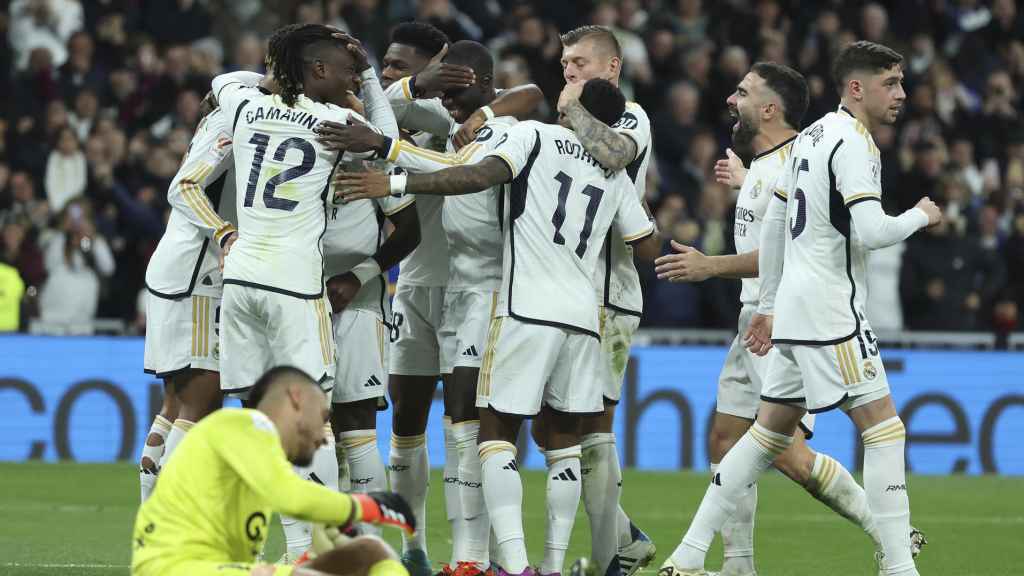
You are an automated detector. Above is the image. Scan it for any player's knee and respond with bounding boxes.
[774,443,815,485]
[708,423,742,462]
[332,399,378,432]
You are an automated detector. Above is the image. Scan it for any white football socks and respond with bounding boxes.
[541,445,583,575]
[713,463,756,576]
[862,417,918,576]
[390,432,429,554]
[616,505,633,549]
[453,420,489,565]
[581,433,622,576]
[139,414,172,501]
[671,423,791,570]
[443,417,466,564]
[480,440,528,574]
[158,418,194,470]
[806,452,882,548]
[340,429,388,537]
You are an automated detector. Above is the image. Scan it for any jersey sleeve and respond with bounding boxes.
[612,104,651,162]
[167,113,236,246]
[483,123,538,180]
[832,127,883,207]
[325,108,383,161]
[359,68,399,140]
[211,71,263,124]
[613,177,655,243]
[377,189,416,216]
[383,120,502,173]
[385,77,455,138]
[210,411,361,526]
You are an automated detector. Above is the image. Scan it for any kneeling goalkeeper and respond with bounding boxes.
[131,366,415,576]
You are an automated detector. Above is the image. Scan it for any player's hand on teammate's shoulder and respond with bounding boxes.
[714,148,747,189]
[334,169,390,203]
[315,118,383,154]
[744,313,774,356]
[326,272,361,313]
[654,240,713,283]
[352,491,416,534]
[915,196,942,227]
[453,110,486,150]
[344,91,365,116]
[557,81,584,113]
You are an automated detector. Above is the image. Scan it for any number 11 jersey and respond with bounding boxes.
[215,80,375,298]
[485,121,655,337]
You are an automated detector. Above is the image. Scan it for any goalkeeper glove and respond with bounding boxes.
[352,492,416,534]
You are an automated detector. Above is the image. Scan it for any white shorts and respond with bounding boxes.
[144,291,220,378]
[440,289,498,372]
[717,307,815,436]
[219,284,335,395]
[390,283,449,377]
[475,316,603,416]
[331,308,389,408]
[761,329,890,414]
[598,307,641,403]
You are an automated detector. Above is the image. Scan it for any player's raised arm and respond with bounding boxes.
[331,31,400,140]
[453,83,544,148]
[385,58,467,137]
[558,82,637,172]
[335,156,511,202]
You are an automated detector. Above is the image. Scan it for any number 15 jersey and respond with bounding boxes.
[772,106,884,344]
[485,121,655,338]
[214,79,375,298]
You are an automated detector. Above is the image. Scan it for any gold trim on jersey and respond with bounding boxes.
[178,164,226,230]
[749,425,789,456]
[477,317,504,399]
[382,194,416,216]
[773,188,788,201]
[621,224,656,243]
[478,440,516,462]
[400,77,414,101]
[844,192,882,206]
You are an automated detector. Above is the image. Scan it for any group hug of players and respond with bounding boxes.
[131,18,936,576]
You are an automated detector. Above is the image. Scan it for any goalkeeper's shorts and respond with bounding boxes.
[140,560,294,576]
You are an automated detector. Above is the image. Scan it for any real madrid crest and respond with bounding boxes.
[863,360,877,380]
[751,179,762,199]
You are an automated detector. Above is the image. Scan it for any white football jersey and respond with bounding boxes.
[772,106,884,343]
[486,121,655,337]
[145,108,238,298]
[734,135,796,306]
[323,166,415,315]
[594,101,651,316]
[387,78,452,287]
[215,82,375,298]
[382,117,518,291]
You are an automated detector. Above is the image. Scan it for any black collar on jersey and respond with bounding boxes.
[257,86,272,95]
[839,105,856,118]
[750,134,797,163]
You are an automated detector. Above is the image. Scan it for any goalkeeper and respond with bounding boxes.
[131,366,415,576]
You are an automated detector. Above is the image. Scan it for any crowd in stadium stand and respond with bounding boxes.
[1,0,1022,334]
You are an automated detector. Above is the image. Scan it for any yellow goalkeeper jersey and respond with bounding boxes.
[131,408,358,576]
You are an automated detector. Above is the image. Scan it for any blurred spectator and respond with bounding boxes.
[653,81,701,168]
[141,0,212,46]
[38,198,115,332]
[896,140,944,213]
[590,1,652,100]
[9,0,84,70]
[233,33,265,73]
[68,87,100,142]
[45,126,88,213]
[977,70,1020,164]
[1,216,46,291]
[58,30,105,99]
[666,0,708,46]
[3,171,50,231]
[901,218,1006,331]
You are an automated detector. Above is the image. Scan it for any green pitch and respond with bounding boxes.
[0,462,1020,576]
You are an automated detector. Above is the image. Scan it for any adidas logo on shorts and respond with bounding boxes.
[462,346,479,357]
[364,375,383,388]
